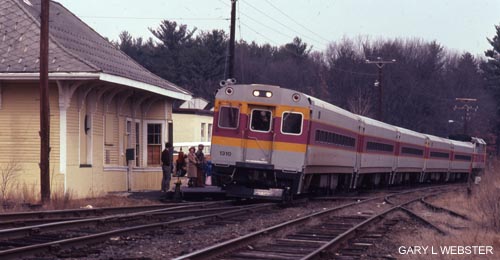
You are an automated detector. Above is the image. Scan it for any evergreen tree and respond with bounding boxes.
[484,24,500,154]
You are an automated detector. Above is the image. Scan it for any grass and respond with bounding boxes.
[394,159,500,259]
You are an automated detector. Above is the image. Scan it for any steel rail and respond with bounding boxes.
[0,201,219,222]
[300,192,446,259]
[0,203,276,260]
[173,193,397,260]
[420,198,469,220]
[174,186,454,260]
[0,201,235,240]
[399,207,447,235]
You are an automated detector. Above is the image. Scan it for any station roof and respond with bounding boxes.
[0,0,191,100]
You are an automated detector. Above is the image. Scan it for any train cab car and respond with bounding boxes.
[471,137,487,173]
[394,127,426,184]
[424,135,452,182]
[210,84,310,199]
[210,83,487,199]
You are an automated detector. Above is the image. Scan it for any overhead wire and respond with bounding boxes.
[218,0,376,78]
[262,0,331,44]
[81,16,229,21]
[239,0,326,48]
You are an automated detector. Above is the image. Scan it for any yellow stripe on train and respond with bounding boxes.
[212,136,307,153]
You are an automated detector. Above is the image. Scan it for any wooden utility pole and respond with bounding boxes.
[228,0,236,80]
[365,57,396,121]
[40,0,51,203]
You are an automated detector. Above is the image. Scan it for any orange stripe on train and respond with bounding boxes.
[212,136,307,153]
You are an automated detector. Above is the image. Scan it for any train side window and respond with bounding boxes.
[401,147,424,156]
[366,141,394,152]
[218,106,240,129]
[281,112,303,135]
[454,154,471,161]
[250,109,272,132]
[430,151,449,159]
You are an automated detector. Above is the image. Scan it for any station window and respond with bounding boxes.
[250,109,272,132]
[201,123,206,141]
[218,106,239,129]
[281,112,303,135]
[147,124,162,166]
[135,122,140,167]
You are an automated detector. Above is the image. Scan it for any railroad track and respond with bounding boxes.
[174,185,461,260]
[0,200,276,259]
[0,201,221,228]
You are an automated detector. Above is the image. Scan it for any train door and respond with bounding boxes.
[243,106,275,164]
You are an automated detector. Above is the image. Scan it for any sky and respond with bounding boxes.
[56,0,500,56]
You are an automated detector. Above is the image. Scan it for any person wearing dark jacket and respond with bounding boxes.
[161,142,171,192]
[195,144,206,187]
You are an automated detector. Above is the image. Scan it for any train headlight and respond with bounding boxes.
[252,90,273,98]
[292,93,301,102]
[225,87,234,95]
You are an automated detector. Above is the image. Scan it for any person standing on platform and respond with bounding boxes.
[161,142,172,192]
[195,144,206,187]
[186,146,198,187]
[176,147,186,177]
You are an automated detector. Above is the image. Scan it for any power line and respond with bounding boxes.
[239,0,326,48]
[219,0,300,45]
[81,16,229,21]
[238,10,297,42]
[263,0,330,44]
[238,20,280,46]
[219,0,294,44]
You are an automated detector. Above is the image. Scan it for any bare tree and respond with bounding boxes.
[347,95,373,116]
[0,161,22,202]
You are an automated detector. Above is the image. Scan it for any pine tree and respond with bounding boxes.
[484,24,500,154]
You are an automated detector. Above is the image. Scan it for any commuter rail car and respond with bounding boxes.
[210,84,487,200]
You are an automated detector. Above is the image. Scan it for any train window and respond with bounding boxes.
[218,106,240,129]
[250,109,272,132]
[281,112,303,135]
[430,151,449,159]
[315,130,356,147]
[366,141,394,152]
[455,154,471,161]
[401,147,424,156]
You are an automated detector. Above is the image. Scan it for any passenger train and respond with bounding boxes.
[210,83,487,200]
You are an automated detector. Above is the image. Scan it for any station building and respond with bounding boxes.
[0,0,192,199]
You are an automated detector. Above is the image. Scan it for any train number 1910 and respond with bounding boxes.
[219,151,232,156]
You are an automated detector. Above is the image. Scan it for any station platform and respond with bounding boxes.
[126,176,226,201]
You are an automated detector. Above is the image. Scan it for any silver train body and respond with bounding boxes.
[210,84,487,199]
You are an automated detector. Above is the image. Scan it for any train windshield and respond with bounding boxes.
[218,106,239,129]
[250,109,272,132]
[281,112,303,135]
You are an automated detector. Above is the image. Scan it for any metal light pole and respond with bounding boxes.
[366,57,396,121]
